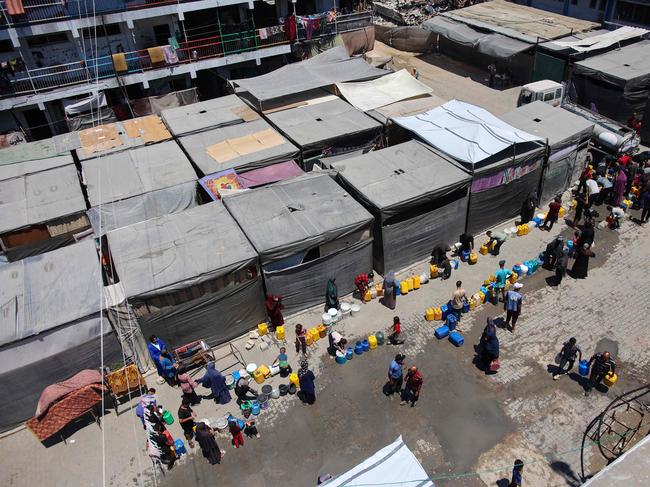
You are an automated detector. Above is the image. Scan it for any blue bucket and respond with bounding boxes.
[174,439,186,455]
[578,360,589,376]
[335,353,347,365]
[251,402,261,415]
[461,250,470,262]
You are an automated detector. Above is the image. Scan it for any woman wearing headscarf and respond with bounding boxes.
[234,377,257,405]
[519,191,537,225]
[613,166,628,206]
[199,362,231,405]
[265,294,284,332]
[381,271,396,310]
[325,278,339,311]
[571,243,595,279]
[297,359,316,405]
[195,422,225,465]
[480,318,500,372]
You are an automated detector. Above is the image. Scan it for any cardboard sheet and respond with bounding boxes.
[206,128,285,163]
[123,115,171,144]
[78,124,123,155]
[230,105,260,122]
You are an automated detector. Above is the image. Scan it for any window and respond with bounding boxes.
[0,40,14,53]
[543,91,555,102]
[26,33,68,48]
[555,88,563,99]
[80,24,121,38]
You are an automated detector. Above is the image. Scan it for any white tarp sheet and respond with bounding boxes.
[393,100,542,165]
[323,436,434,486]
[63,92,107,115]
[336,69,433,112]
[551,26,648,53]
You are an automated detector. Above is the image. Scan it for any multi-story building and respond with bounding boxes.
[0,0,372,139]
[517,0,650,26]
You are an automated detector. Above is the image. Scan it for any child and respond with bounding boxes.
[229,418,245,448]
[510,459,524,487]
[389,316,404,345]
[569,231,580,257]
[244,419,261,439]
[274,347,291,377]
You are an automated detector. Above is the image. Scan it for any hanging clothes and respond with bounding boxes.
[7,1,25,16]
[162,45,179,65]
[259,28,268,40]
[284,15,297,42]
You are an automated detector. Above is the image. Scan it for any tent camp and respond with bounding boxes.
[160,94,259,137]
[75,115,172,162]
[82,141,199,236]
[223,174,374,315]
[572,41,650,124]
[0,163,90,261]
[322,436,434,486]
[231,46,388,110]
[265,96,383,165]
[331,140,471,274]
[0,239,122,432]
[501,101,594,202]
[178,118,299,175]
[0,132,79,166]
[394,100,546,234]
[106,203,266,347]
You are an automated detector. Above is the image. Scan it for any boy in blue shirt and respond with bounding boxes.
[494,260,513,303]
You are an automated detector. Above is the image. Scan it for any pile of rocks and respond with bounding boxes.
[372,0,483,26]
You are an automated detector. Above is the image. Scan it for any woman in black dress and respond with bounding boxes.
[195,422,225,465]
[571,243,595,279]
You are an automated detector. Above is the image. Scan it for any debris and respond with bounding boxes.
[373,0,487,26]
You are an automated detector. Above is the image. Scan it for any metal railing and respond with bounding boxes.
[296,11,373,41]
[4,25,289,95]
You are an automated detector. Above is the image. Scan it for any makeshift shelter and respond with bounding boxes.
[572,41,650,124]
[106,203,266,347]
[160,94,260,137]
[0,132,79,166]
[223,174,374,315]
[501,101,594,202]
[82,141,199,236]
[322,436,434,486]
[394,100,546,234]
[0,239,122,432]
[332,140,471,274]
[237,160,303,188]
[231,46,388,110]
[0,163,90,261]
[265,96,383,166]
[75,115,171,162]
[178,118,299,175]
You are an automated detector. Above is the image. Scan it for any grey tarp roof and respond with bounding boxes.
[178,118,299,175]
[82,141,197,207]
[223,173,374,262]
[367,94,447,125]
[0,153,73,182]
[231,46,388,106]
[107,202,258,299]
[265,97,382,152]
[161,94,255,137]
[330,140,471,219]
[0,164,86,233]
[574,41,650,88]
[500,101,595,148]
[0,132,79,166]
[0,239,101,347]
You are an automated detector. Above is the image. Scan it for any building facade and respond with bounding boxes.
[518,0,650,26]
[0,0,371,139]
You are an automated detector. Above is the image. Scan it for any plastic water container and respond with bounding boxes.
[448,331,464,347]
[567,240,574,251]
[354,341,364,355]
[462,302,470,314]
[289,372,300,388]
[413,275,421,289]
[435,325,450,339]
[276,326,285,340]
[578,360,589,376]
[440,304,449,319]
[461,250,470,262]
[452,259,459,269]
[346,347,354,360]
[513,264,521,276]
[447,313,458,331]
[376,331,385,345]
[433,307,442,320]
[257,323,268,336]
[406,278,414,292]
[322,313,332,325]
[335,351,347,365]
[251,402,261,415]
[400,281,409,295]
[368,335,378,349]
[174,439,186,456]
[425,308,435,321]
[395,281,401,296]
[519,264,529,276]
[362,339,370,352]
[162,410,174,425]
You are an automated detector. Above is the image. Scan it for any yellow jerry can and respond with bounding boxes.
[257,322,268,336]
[275,325,285,341]
[425,308,435,321]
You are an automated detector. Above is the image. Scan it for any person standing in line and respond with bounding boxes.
[439,256,452,280]
[265,294,284,332]
[577,163,593,196]
[480,318,500,373]
[638,179,650,224]
[195,422,225,465]
[177,365,201,405]
[136,388,158,429]
[585,174,600,208]
[541,196,562,231]
[178,398,196,448]
[486,230,507,256]
[458,232,474,254]
[519,191,537,225]
[555,247,570,286]
[543,236,564,269]
[576,221,595,248]
[450,280,467,322]
[400,366,423,408]
[510,459,524,487]
[573,193,587,226]
[504,282,523,332]
[381,271,397,310]
[147,335,169,383]
[388,316,403,345]
[325,278,339,311]
[494,260,513,303]
[585,351,616,396]
[596,174,613,205]
[553,337,582,380]
[387,354,405,395]
[298,359,316,405]
[228,418,245,448]
[199,362,231,405]
[613,165,628,206]
[295,324,308,356]
[571,243,595,279]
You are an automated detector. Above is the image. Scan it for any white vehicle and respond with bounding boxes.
[517,80,564,107]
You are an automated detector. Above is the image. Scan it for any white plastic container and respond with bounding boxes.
[350,303,361,316]
[246,363,257,374]
[340,302,351,316]
[322,313,332,325]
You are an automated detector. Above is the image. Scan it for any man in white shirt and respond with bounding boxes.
[585,175,600,207]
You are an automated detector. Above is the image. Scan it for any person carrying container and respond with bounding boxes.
[585,351,616,396]
[553,337,582,380]
[486,230,506,256]
[494,260,512,303]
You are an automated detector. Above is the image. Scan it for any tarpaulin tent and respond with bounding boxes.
[336,69,433,113]
[322,436,434,486]
[82,141,198,236]
[106,203,265,347]
[231,46,388,110]
[223,174,374,315]
[0,132,79,166]
[573,41,650,123]
[265,96,383,164]
[0,239,122,432]
[75,115,172,162]
[237,160,304,188]
[331,140,471,274]
[160,94,259,137]
[394,100,546,234]
[501,101,594,202]
[0,153,73,181]
[178,118,299,176]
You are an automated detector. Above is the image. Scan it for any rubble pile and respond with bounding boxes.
[372,0,483,26]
